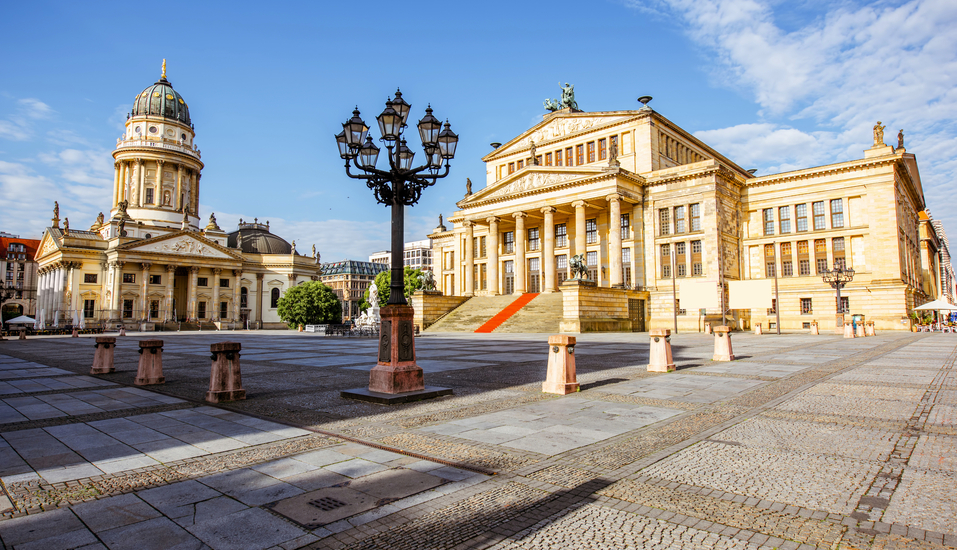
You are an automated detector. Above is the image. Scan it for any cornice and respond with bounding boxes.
[459,169,645,210]
[745,153,901,189]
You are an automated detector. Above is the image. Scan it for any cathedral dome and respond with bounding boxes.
[227,223,292,255]
[131,68,191,125]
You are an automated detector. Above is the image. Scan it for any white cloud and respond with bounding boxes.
[17,98,54,119]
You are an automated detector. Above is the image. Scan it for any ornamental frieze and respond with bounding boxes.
[486,172,581,199]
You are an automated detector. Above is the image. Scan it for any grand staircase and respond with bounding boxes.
[424,293,563,333]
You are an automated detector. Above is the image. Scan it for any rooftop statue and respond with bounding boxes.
[63,218,69,235]
[53,201,59,219]
[898,129,905,149]
[544,83,579,112]
[465,178,472,196]
[873,121,885,146]
[96,212,104,225]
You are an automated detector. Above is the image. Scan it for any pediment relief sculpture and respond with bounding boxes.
[132,235,232,258]
[486,172,580,199]
[512,116,631,151]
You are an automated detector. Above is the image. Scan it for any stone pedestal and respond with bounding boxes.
[753,323,763,335]
[712,326,735,361]
[865,322,876,336]
[648,329,675,372]
[542,335,579,394]
[855,323,866,338]
[71,328,78,338]
[90,337,116,374]
[18,329,26,340]
[704,322,712,335]
[844,323,855,338]
[206,342,245,403]
[810,321,819,335]
[134,340,165,385]
[119,327,127,336]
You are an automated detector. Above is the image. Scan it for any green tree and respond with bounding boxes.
[276,281,341,328]
[360,267,423,310]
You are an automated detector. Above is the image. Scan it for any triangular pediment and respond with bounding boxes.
[462,169,589,204]
[483,111,638,161]
[119,231,240,260]
[36,230,61,260]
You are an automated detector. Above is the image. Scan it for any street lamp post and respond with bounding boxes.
[337,90,458,397]
[822,261,855,331]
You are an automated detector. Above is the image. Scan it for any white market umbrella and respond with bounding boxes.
[5,315,37,326]
[913,298,957,311]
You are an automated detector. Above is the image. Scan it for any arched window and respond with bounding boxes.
[240,287,248,309]
[270,288,280,308]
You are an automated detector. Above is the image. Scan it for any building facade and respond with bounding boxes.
[1,236,40,321]
[33,64,321,329]
[430,104,936,331]
[369,239,434,272]
[320,260,388,322]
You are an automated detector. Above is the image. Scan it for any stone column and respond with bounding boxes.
[165,264,176,321]
[113,162,122,206]
[140,262,151,320]
[175,166,183,211]
[486,217,499,295]
[212,268,222,321]
[632,203,643,287]
[573,200,586,260]
[119,162,129,204]
[608,194,623,287]
[187,266,199,322]
[232,269,242,321]
[514,212,527,294]
[153,160,163,205]
[193,173,201,214]
[111,261,124,317]
[463,221,474,296]
[542,207,557,292]
[256,273,264,328]
[133,159,145,207]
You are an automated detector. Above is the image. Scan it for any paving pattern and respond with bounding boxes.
[0,329,955,549]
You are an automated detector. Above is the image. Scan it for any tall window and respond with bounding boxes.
[830,199,844,228]
[220,302,228,319]
[691,240,702,276]
[587,141,595,162]
[839,296,850,314]
[545,152,552,166]
[83,299,95,318]
[481,236,487,257]
[610,135,619,157]
[565,147,573,166]
[661,244,671,278]
[481,263,487,290]
[801,298,813,314]
[675,206,686,233]
[123,299,133,318]
[586,251,598,281]
[813,201,826,230]
[798,241,810,276]
[240,287,248,309]
[504,231,514,253]
[814,239,827,274]
[620,214,630,240]
[586,218,598,244]
[779,206,791,234]
[763,208,775,236]
[473,237,480,259]
[576,144,584,165]
[508,162,515,174]
[555,150,563,166]
[781,242,793,276]
[535,155,542,166]
[622,248,631,286]
[598,138,607,160]
[198,301,207,319]
[768,298,777,315]
[659,209,671,236]
[690,203,701,232]
[556,223,567,247]
[517,159,524,169]
[145,187,154,205]
[528,228,540,251]
[675,242,687,277]
[765,243,776,277]
[557,254,568,284]
[270,287,280,308]
[833,237,846,269]
[149,300,159,318]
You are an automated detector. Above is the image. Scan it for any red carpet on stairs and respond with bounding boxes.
[474,293,540,333]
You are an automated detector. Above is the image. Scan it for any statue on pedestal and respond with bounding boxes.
[569,254,588,280]
[419,270,436,291]
[873,121,885,146]
[898,129,905,150]
[465,178,472,196]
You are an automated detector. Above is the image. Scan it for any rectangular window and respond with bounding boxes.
[620,214,630,240]
[833,237,846,269]
[198,301,206,319]
[545,152,552,166]
[676,242,687,277]
[691,240,702,276]
[504,231,514,253]
[480,236,487,258]
[598,138,607,160]
[814,238,827,274]
[586,218,598,244]
[123,299,134,318]
[145,187,154,205]
[830,199,844,228]
[622,248,632,286]
[796,204,808,232]
[149,300,159,318]
[610,135,619,157]
[83,299,95,318]
[768,298,777,315]
[587,141,595,163]
[661,244,671,278]
[586,251,598,281]
[220,301,228,319]
[675,206,686,233]
[659,208,671,236]
[556,223,567,247]
[576,144,584,165]
[765,243,776,277]
[481,263,487,290]
[839,296,849,314]
[219,278,229,288]
[84,273,97,283]
[528,228,540,251]
[813,201,826,230]
[565,147,573,166]
[557,254,568,270]
[508,162,515,174]
[690,203,701,232]
[781,242,793,277]
[801,298,813,314]
[555,150,563,166]
[779,206,791,234]
[149,274,161,285]
[763,208,775,236]
[799,259,810,276]
[473,237,479,259]
[517,159,524,169]
[535,155,542,166]
[198,277,208,287]
[122,273,135,284]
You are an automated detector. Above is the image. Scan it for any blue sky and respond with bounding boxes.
[2,0,955,262]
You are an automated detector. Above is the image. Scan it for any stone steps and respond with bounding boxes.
[494,292,563,333]
[424,293,564,333]
[425,295,519,333]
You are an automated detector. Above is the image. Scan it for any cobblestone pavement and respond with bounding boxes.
[1,330,956,549]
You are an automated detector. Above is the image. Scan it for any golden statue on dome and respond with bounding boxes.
[161,59,167,79]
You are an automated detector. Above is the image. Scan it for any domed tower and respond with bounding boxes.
[111,60,204,231]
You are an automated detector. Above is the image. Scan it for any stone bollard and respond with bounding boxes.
[72,328,78,338]
[298,324,304,332]
[542,335,579,395]
[713,326,735,361]
[119,327,127,336]
[90,336,117,374]
[648,329,675,372]
[19,329,26,340]
[865,321,876,337]
[134,340,165,385]
[704,322,712,335]
[810,321,819,335]
[206,342,246,403]
[855,323,866,338]
[843,322,855,338]
[753,323,763,335]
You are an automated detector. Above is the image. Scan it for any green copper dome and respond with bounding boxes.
[132,75,191,126]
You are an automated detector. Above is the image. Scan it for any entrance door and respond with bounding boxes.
[504,260,514,295]
[528,258,540,293]
[629,298,645,332]
[174,270,189,321]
